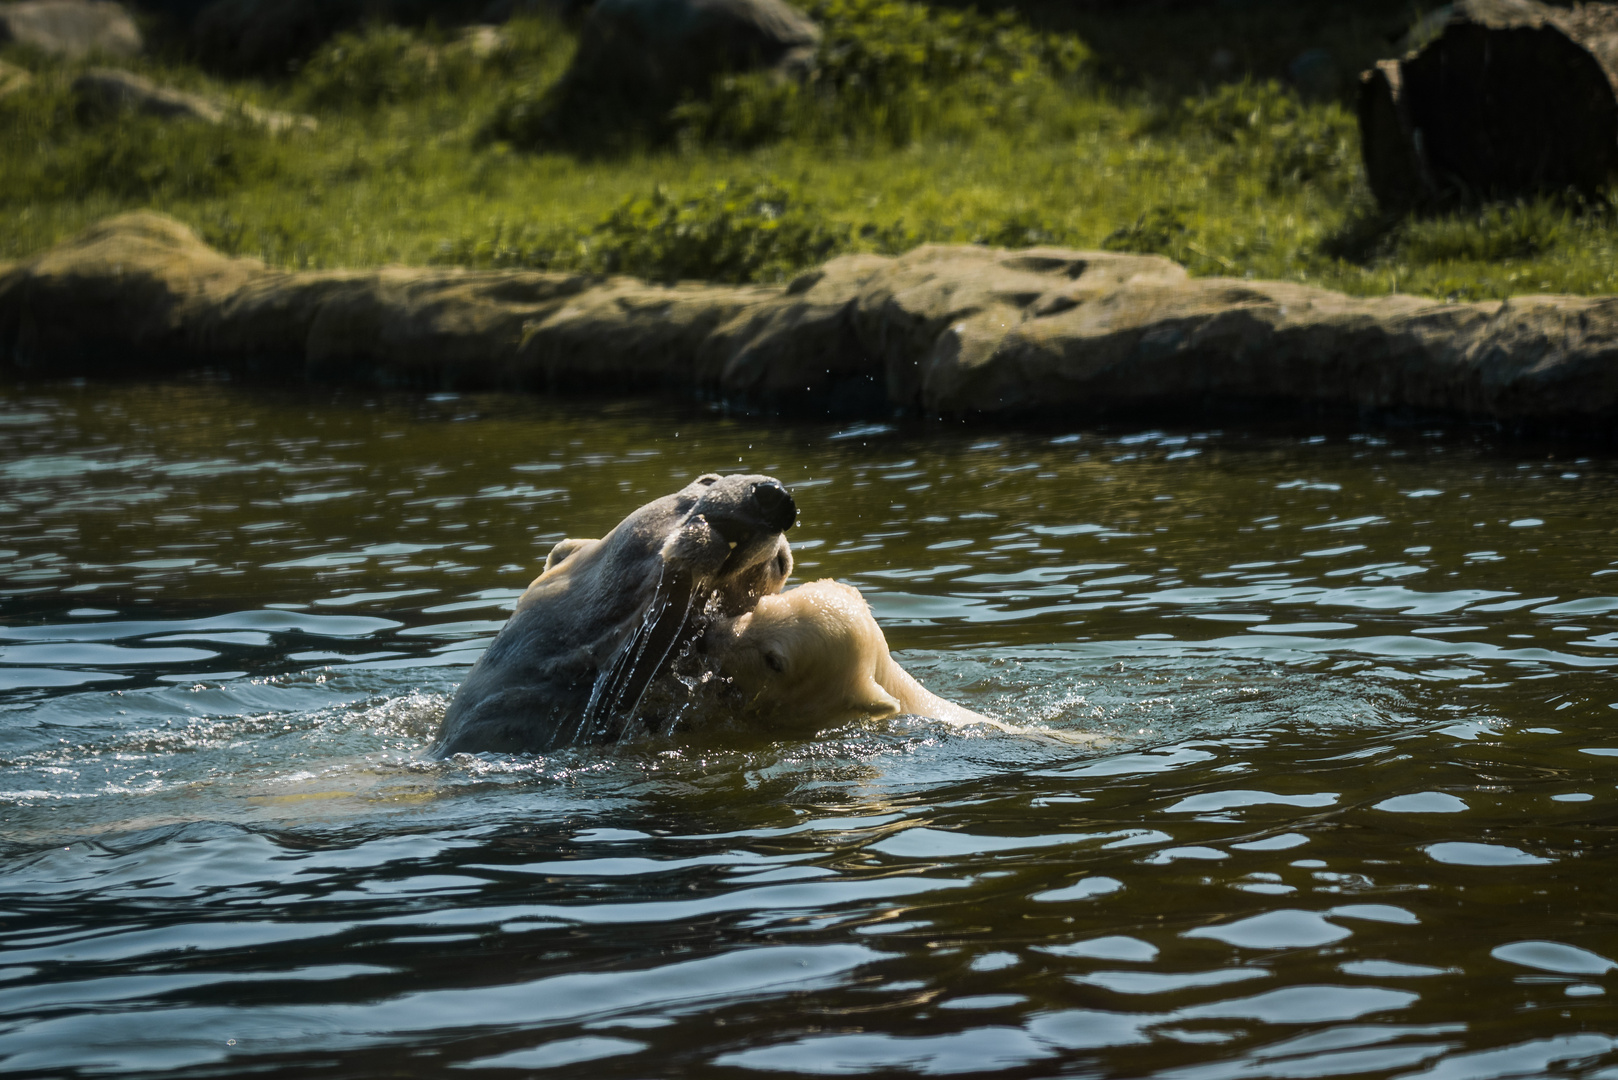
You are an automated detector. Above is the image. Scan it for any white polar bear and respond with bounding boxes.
[705,578,1038,735]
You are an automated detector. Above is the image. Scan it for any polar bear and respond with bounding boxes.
[704,578,1028,733]
[433,473,797,756]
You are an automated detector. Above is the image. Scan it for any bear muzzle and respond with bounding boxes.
[703,480,797,546]
[750,480,797,534]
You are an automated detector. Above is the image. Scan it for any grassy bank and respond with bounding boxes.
[2,3,1616,301]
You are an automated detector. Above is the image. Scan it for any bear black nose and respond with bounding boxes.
[752,481,796,532]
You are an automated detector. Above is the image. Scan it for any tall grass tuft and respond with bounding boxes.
[1179,79,1357,193]
[298,25,478,109]
[0,79,277,203]
[434,179,851,283]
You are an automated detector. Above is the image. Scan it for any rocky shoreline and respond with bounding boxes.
[4,212,1618,431]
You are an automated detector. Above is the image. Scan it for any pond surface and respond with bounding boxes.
[2,382,1617,1079]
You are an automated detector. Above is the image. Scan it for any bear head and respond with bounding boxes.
[436,473,798,755]
[706,578,905,731]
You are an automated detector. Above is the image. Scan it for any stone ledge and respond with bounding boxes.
[4,211,1618,430]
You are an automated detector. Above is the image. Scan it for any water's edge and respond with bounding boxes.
[7,212,1618,434]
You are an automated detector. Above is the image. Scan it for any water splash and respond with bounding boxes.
[576,562,706,745]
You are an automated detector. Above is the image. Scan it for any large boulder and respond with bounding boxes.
[5,213,1618,431]
[0,0,142,58]
[542,0,819,140]
[1359,0,1618,211]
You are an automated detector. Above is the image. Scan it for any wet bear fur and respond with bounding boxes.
[434,473,796,756]
[705,578,999,731]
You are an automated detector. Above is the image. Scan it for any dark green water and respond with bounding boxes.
[2,381,1617,1079]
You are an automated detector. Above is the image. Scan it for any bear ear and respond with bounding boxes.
[694,474,721,486]
[544,537,593,573]
[849,677,902,720]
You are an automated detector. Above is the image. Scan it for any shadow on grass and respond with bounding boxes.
[1323,190,1617,272]
[1318,207,1403,265]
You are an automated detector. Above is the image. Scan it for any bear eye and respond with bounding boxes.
[764,651,786,673]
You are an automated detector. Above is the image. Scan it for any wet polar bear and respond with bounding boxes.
[434,473,798,756]
[703,578,1043,734]
[705,579,1097,742]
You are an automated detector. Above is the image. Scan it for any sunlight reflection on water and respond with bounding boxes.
[2,384,1618,1077]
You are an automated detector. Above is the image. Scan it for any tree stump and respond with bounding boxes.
[1357,59,1440,214]
[1358,0,1618,211]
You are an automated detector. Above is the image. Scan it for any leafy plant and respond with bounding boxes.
[1396,201,1573,263]
[298,25,467,108]
[0,89,273,203]
[437,180,854,284]
[1182,79,1357,192]
[492,0,1091,151]
[284,13,569,128]
[588,180,850,281]
[670,72,802,148]
[701,0,1088,145]
[297,18,570,110]
[808,0,1085,95]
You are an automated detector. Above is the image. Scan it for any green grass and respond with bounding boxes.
[2,5,1616,302]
